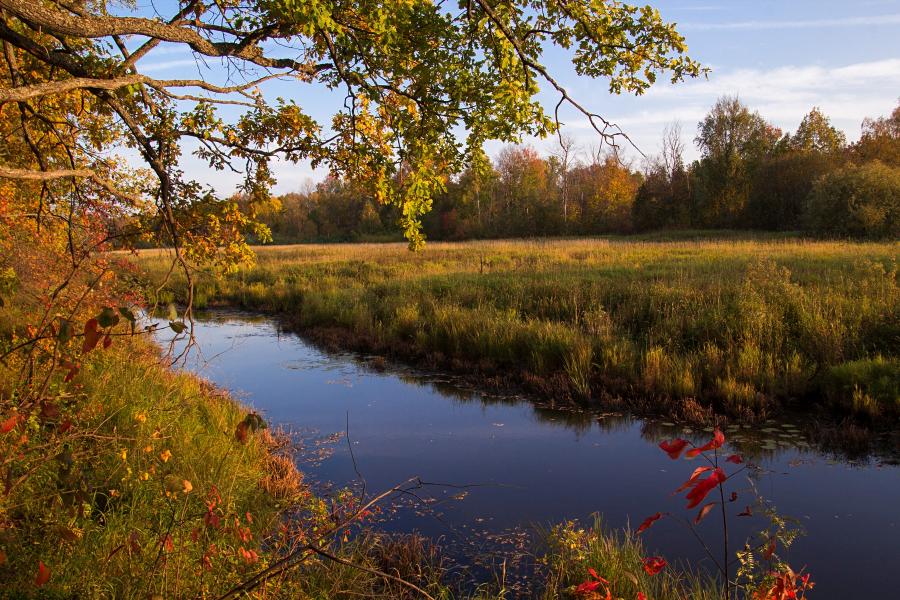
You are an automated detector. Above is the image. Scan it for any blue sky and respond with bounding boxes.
[130,0,900,194]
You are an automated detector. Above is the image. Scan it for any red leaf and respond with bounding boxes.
[729,491,738,502]
[674,466,713,493]
[658,438,689,459]
[81,319,101,354]
[576,567,611,595]
[642,556,667,576]
[59,420,73,434]
[1,414,19,434]
[238,546,259,564]
[694,502,718,524]
[685,468,727,509]
[726,454,743,464]
[764,538,777,559]
[587,568,609,585]
[637,594,647,600]
[636,512,663,535]
[102,333,113,349]
[35,561,50,587]
[685,429,725,458]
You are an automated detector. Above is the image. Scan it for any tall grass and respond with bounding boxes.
[139,236,899,419]
[538,518,721,600]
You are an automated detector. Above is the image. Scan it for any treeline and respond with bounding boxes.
[254,97,900,242]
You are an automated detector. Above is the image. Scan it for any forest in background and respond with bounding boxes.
[253,97,900,243]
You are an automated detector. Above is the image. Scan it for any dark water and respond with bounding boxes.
[162,311,899,598]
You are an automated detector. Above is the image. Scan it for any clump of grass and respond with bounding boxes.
[138,236,899,420]
[822,356,900,418]
[538,518,721,600]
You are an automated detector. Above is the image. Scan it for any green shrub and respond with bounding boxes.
[806,161,900,238]
[822,356,900,417]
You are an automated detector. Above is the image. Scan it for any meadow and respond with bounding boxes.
[142,234,899,422]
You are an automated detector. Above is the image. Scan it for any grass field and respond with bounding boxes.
[141,235,899,420]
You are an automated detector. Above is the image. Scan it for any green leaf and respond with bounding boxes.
[96,307,120,328]
[167,303,178,321]
[169,321,187,334]
[241,412,267,433]
[118,307,136,322]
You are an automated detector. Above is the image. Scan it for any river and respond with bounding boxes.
[161,310,899,598]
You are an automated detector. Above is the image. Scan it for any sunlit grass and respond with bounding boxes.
[139,235,899,419]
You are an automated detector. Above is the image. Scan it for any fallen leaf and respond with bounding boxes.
[35,561,50,587]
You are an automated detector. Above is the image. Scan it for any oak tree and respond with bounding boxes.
[0,0,703,260]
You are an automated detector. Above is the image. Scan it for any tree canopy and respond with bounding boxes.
[0,0,704,275]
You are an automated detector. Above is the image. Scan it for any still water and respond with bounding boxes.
[164,311,898,598]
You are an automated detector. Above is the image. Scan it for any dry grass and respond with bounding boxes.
[139,235,899,419]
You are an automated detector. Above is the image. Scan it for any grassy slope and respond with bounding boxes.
[0,337,286,597]
[143,236,899,420]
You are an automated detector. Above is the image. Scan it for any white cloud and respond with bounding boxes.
[550,59,900,162]
[682,14,900,30]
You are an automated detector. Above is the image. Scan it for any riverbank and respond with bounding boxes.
[0,332,726,599]
[0,334,466,597]
[141,237,899,425]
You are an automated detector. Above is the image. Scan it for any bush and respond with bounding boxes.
[806,161,900,238]
[822,356,900,417]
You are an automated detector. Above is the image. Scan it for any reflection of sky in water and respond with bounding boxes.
[158,312,899,599]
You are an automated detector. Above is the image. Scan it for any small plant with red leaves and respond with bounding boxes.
[633,427,813,599]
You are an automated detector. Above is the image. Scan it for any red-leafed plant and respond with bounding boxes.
[633,427,814,599]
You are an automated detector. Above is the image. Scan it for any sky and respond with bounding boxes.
[129,0,900,194]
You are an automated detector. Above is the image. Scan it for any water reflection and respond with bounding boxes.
[159,310,899,599]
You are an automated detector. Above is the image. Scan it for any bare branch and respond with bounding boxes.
[0,0,327,75]
[0,165,145,204]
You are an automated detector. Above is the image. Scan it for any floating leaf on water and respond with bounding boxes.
[661,422,676,427]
